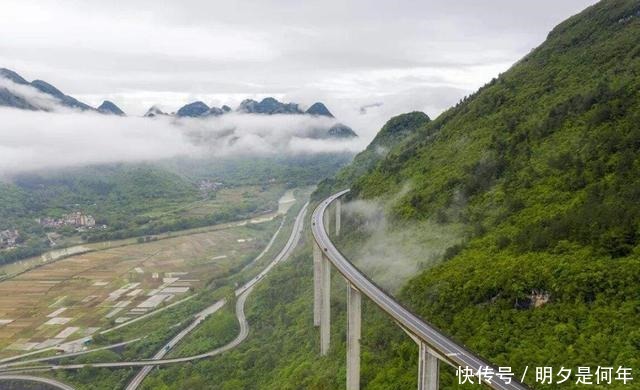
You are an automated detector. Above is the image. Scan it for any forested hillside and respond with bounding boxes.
[316,111,430,196]
[124,1,640,388]
[331,0,640,386]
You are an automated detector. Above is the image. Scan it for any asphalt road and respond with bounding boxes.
[311,190,530,390]
[0,374,75,390]
[0,338,144,370]
[123,218,282,390]
[124,300,225,390]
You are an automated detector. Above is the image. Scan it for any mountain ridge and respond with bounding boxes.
[237,97,303,115]
[0,68,357,138]
[97,100,125,116]
[170,97,358,138]
[176,101,210,117]
[306,102,334,117]
[0,69,96,112]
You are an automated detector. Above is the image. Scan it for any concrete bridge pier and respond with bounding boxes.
[323,204,331,235]
[335,199,341,236]
[400,327,441,390]
[320,254,331,355]
[346,283,361,390]
[313,242,322,327]
[418,342,439,390]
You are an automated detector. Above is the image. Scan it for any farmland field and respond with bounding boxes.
[0,183,285,281]
[0,216,280,357]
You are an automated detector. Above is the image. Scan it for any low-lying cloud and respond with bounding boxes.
[178,112,365,156]
[0,108,194,173]
[0,78,60,111]
[341,192,464,293]
[0,84,365,174]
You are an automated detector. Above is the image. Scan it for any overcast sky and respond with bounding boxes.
[0,0,597,138]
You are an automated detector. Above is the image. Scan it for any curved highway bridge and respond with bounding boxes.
[311,190,530,390]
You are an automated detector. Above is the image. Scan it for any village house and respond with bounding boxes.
[198,179,224,193]
[0,230,20,250]
[64,212,96,227]
[38,212,96,229]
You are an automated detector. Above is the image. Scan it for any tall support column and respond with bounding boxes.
[313,242,322,327]
[335,199,342,236]
[320,254,331,355]
[417,342,439,390]
[323,206,331,235]
[346,283,361,390]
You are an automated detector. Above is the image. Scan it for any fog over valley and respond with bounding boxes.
[0,108,363,174]
[0,76,364,174]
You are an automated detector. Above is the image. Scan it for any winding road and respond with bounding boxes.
[0,338,144,370]
[0,374,75,390]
